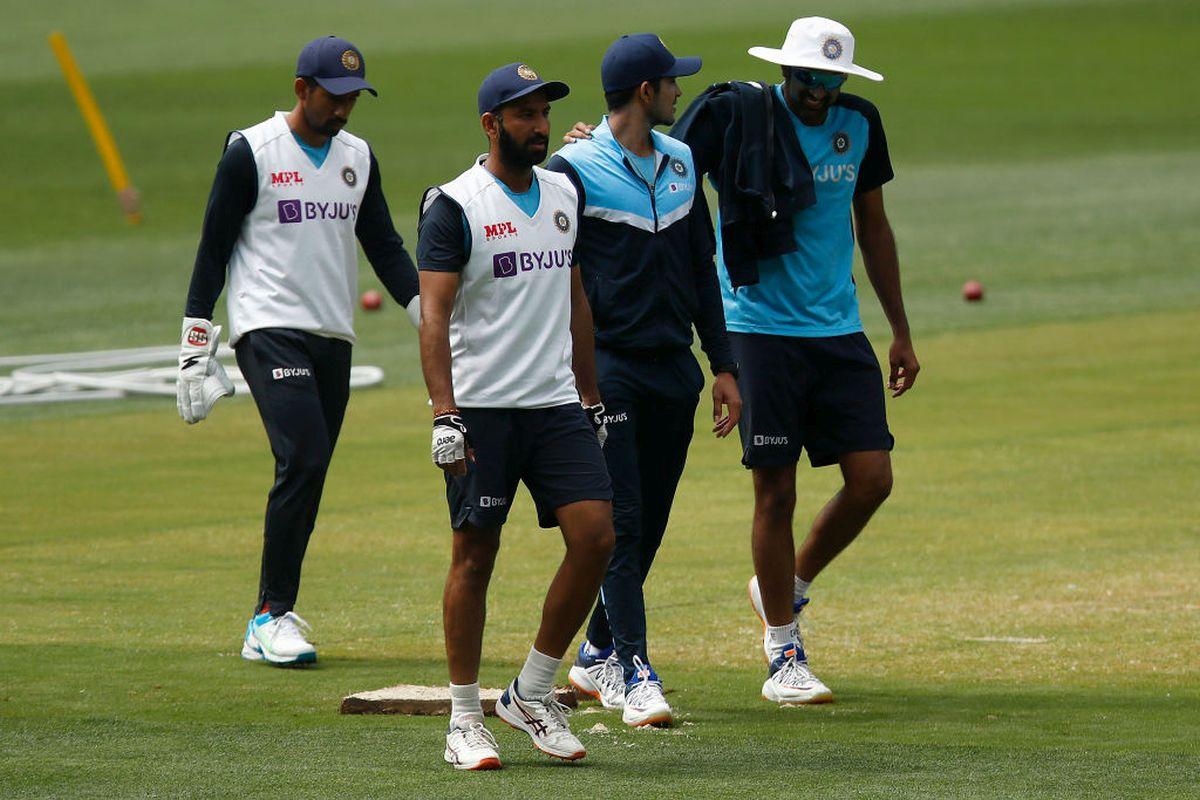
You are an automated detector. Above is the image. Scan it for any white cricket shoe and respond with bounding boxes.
[761,643,833,705]
[621,656,672,728]
[495,679,586,761]
[242,611,316,666]
[748,574,811,661]
[444,721,502,771]
[568,642,625,709]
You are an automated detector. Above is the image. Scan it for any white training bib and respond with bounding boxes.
[225,112,371,345]
[427,159,580,408]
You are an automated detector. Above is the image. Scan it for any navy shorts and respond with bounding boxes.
[731,332,894,469]
[445,403,613,530]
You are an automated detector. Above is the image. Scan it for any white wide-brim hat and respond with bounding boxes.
[748,16,884,82]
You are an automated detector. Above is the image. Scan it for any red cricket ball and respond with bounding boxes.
[962,280,984,302]
[361,289,383,311]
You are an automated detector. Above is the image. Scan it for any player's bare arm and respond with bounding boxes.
[853,186,920,397]
[419,270,471,475]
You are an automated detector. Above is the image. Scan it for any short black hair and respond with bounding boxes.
[605,86,638,111]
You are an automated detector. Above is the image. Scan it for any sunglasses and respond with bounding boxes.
[792,68,848,91]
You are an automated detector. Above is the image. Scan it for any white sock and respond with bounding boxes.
[584,640,609,658]
[516,647,561,700]
[766,623,798,657]
[794,576,812,604]
[449,681,483,729]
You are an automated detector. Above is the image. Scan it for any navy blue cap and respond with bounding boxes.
[477,62,569,116]
[601,33,701,92]
[296,36,376,97]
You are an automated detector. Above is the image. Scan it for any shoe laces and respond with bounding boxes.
[273,611,311,641]
[598,653,624,694]
[529,693,573,736]
[460,721,498,751]
[626,656,663,706]
[773,652,816,686]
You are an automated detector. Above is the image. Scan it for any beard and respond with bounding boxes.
[304,108,344,137]
[497,122,548,168]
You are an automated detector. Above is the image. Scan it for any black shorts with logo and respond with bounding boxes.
[731,331,894,469]
[445,403,613,530]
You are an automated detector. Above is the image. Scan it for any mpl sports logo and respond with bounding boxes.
[271,367,313,380]
[484,221,519,241]
[492,248,573,279]
[270,171,304,187]
[278,199,360,224]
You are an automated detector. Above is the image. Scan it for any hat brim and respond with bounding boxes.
[746,47,883,82]
[313,75,379,96]
[663,55,703,79]
[490,80,571,112]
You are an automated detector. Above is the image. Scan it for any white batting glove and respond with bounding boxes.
[583,402,608,448]
[176,317,235,424]
[432,411,469,469]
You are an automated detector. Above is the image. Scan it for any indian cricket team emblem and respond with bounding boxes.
[670,158,688,177]
[341,50,361,71]
[832,131,850,154]
[341,166,357,186]
[517,64,539,81]
[822,38,844,60]
[553,209,571,233]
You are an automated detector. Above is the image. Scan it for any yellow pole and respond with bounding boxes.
[48,31,141,224]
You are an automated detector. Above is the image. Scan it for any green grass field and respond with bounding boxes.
[2,1,1198,797]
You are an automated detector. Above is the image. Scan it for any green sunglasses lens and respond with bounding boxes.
[795,68,847,90]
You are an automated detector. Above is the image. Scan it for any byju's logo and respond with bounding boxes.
[278,199,302,223]
[812,164,857,183]
[277,199,359,224]
[271,367,313,380]
[479,496,508,508]
[493,252,518,278]
[753,434,789,446]
[492,248,574,279]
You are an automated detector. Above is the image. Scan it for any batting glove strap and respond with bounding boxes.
[583,402,608,449]
[431,412,469,466]
[177,317,235,424]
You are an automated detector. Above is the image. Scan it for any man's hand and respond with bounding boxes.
[583,402,608,448]
[432,411,472,476]
[176,317,235,424]
[711,372,742,437]
[888,336,920,397]
[561,122,595,144]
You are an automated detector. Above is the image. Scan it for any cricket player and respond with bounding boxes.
[177,36,420,666]
[546,34,741,728]
[568,16,920,705]
[417,63,615,770]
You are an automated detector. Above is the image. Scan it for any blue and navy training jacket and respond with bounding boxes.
[546,118,734,373]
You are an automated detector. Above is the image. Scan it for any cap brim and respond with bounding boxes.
[746,47,883,82]
[313,75,379,96]
[491,80,571,112]
[664,55,703,79]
